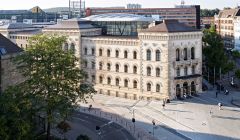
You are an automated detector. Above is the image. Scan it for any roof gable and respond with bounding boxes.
[0,34,23,55]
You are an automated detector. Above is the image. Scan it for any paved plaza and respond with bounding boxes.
[79,89,240,140]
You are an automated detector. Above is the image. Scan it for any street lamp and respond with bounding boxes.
[152,119,155,136]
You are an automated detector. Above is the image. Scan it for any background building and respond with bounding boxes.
[85,5,201,29]
[127,4,142,9]
[0,34,23,93]
[215,8,240,49]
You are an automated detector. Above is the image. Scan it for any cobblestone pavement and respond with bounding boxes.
[79,89,240,140]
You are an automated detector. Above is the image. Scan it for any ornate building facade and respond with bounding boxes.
[43,17,203,100]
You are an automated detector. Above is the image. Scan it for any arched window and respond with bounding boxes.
[191,47,195,59]
[156,50,160,61]
[99,49,103,56]
[192,65,195,75]
[156,68,160,77]
[64,43,68,51]
[107,63,111,71]
[107,49,111,57]
[84,61,88,68]
[124,79,128,87]
[124,65,128,73]
[91,61,95,69]
[156,84,160,92]
[99,62,103,70]
[146,49,151,61]
[91,48,95,55]
[133,80,137,88]
[70,43,75,52]
[116,78,120,86]
[133,51,137,59]
[176,48,180,61]
[124,51,128,58]
[84,48,88,55]
[147,83,151,91]
[147,67,151,76]
[99,76,103,84]
[115,50,119,58]
[133,66,137,74]
[184,48,187,60]
[115,64,119,72]
[184,66,188,76]
[107,77,111,85]
[177,67,180,76]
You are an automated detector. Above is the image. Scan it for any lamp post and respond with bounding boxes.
[152,119,155,136]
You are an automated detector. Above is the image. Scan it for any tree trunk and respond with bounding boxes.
[47,121,51,140]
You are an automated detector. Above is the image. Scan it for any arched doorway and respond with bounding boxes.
[191,81,196,95]
[183,82,189,95]
[176,84,181,98]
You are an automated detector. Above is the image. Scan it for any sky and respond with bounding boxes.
[0,0,239,10]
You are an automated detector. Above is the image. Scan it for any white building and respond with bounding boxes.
[234,17,240,51]
[43,15,203,100]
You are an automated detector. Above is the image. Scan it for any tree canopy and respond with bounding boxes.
[201,8,220,17]
[0,34,96,140]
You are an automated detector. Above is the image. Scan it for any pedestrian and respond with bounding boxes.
[218,102,222,110]
[184,93,187,99]
[225,89,229,95]
[215,91,218,98]
[209,108,213,117]
[162,101,165,109]
[88,104,92,111]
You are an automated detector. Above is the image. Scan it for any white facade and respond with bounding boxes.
[234,17,240,51]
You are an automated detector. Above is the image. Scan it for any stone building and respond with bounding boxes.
[0,34,23,93]
[43,16,203,100]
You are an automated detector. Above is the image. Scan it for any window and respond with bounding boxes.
[91,61,95,69]
[107,77,111,85]
[99,49,103,56]
[115,64,119,72]
[84,61,88,68]
[124,51,128,58]
[177,67,180,76]
[191,47,195,59]
[99,76,103,84]
[147,67,151,76]
[92,75,95,82]
[99,62,103,70]
[64,43,68,51]
[184,48,187,60]
[124,65,128,73]
[176,49,180,61]
[156,84,160,92]
[92,48,95,55]
[133,66,137,74]
[107,49,111,57]
[116,78,119,86]
[70,43,75,52]
[107,63,111,71]
[133,80,137,88]
[192,65,195,75]
[184,66,188,76]
[115,50,119,58]
[133,51,137,59]
[156,68,160,77]
[146,49,151,61]
[124,79,128,87]
[147,83,151,91]
[84,48,88,55]
[156,50,160,61]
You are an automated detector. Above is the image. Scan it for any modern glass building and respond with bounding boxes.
[84,13,154,36]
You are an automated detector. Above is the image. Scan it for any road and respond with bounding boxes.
[72,112,135,140]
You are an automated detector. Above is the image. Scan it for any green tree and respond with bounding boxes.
[14,34,96,140]
[0,86,34,140]
[232,50,240,59]
[235,69,240,80]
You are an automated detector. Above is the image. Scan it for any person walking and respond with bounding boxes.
[209,108,213,117]
[162,100,165,109]
[218,102,222,110]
